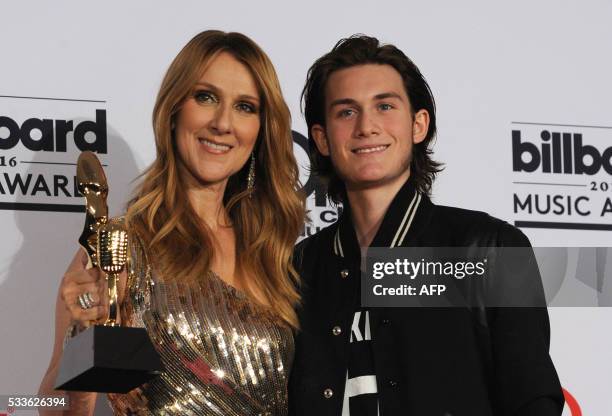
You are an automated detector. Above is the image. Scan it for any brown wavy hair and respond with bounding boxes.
[302,34,443,203]
[126,30,305,328]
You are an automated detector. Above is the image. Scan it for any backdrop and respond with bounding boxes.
[1,1,611,414]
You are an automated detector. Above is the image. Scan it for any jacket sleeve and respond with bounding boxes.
[288,237,314,416]
[487,222,565,415]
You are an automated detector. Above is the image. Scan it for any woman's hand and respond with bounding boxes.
[60,249,109,328]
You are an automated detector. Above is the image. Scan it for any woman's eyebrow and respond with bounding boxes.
[193,82,259,103]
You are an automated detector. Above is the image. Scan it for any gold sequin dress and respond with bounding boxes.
[107,234,294,416]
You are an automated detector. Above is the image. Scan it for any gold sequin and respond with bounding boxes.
[107,235,294,415]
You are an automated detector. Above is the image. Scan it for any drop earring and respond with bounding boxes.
[247,153,256,196]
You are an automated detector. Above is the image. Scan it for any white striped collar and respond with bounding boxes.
[333,190,423,258]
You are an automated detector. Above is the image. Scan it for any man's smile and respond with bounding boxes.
[351,144,390,154]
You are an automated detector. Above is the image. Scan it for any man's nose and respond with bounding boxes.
[355,111,381,138]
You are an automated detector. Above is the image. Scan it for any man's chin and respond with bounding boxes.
[346,176,394,190]
[344,170,411,192]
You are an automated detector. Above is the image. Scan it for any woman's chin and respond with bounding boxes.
[182,169,234,189]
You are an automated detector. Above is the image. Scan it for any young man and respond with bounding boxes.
[289,35,563,416]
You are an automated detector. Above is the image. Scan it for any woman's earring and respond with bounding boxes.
[247,153,256,195]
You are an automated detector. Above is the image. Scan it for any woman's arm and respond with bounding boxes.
[38,250,107,416]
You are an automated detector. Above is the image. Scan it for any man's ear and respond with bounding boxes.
[412,109,430,144]
[311,124,330,156]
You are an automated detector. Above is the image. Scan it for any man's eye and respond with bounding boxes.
[236,102,257,113]
[194,91,217,103]
[379,103,393,111]
[338,108,355,118]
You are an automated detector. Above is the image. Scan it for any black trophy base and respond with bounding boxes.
[55,325,163,393]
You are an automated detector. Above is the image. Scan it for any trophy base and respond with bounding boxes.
[55,325,164,393]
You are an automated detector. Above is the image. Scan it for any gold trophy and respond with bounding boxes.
[55,151,162,393]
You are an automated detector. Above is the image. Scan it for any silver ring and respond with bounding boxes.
[77,292,94,310]
[85,291,95,305]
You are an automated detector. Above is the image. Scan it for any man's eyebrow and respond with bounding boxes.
[193,82,259,103]
[328,98,358,108]
[328,92,404,109]
[374,92,403,101]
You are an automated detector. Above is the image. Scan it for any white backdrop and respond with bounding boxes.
[1,1,611,414]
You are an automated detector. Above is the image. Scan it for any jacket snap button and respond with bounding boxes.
[340,269,349,278]
[323,388,334,398]
[381,318,390,325]
[388,380,398,387]
[332,326,342,336]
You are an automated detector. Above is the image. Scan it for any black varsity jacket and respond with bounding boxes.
[289,178,564,416]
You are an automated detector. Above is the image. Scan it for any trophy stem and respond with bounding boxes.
[105,273,119,326]
[57,151,163,393]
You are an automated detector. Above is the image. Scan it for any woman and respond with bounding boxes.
[39,30,305,415]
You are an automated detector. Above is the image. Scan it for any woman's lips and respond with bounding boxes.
[198,138,233,154]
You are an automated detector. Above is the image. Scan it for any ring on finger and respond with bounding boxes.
[77,292,94,310]
[84,291,95,307]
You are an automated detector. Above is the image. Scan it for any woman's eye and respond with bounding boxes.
[236,102,257,113]
[194,91,216,103]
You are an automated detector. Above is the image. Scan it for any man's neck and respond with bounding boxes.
[346,172,410,248]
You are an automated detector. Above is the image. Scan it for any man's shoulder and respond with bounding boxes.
[292,223,339,290]
[433,204,499,227]
[430,204,530,247]
[294,222,337,260]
